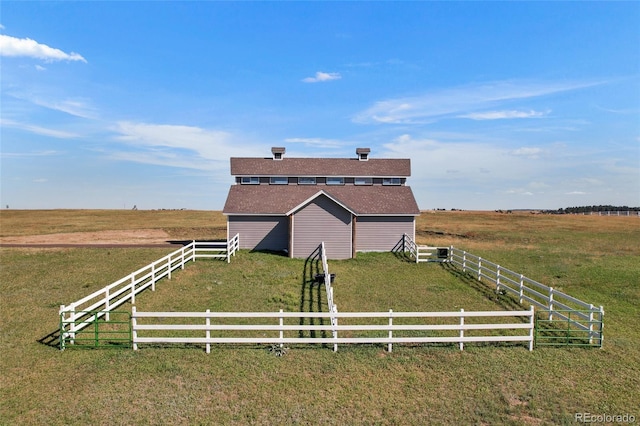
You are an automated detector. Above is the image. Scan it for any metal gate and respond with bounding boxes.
[60,311,131,350]
[534,310,603,348]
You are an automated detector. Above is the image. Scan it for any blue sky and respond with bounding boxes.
[1,2,639,210]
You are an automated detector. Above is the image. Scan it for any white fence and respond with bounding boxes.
[132,307,535,353]
[319,242,339,351]
[449,247,604,347]
[59,235,239,348]
[401,233,450,263]
[581,211,639,217]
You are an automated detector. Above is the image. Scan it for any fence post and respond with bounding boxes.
[69,304,76,344]
[206,309,211,354]
[459,309,464,351]
[192,240,196,262]
[478,257,482,281]
[130,274,136,304]
[599,306,605,349]
[462,251,467,273]
[519,274,524,304]
[181,246,186,270]
[105,288,110,322]
[589,304,594,345]
[388,309,393,353]
[59,305,67,350]
[529,306,535,351]
[496,265,501,292]
[279,309,284,349]
[548,287,554,320]
[333,305,339,352]
[132,306,137,351]
[151,263,156,291]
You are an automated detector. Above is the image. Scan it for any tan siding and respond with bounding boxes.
[228,216,288,252]
[292,195,352,259]
[356,216,415,252]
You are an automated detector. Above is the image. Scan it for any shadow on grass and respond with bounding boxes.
[299,245,328,342]
[37,328,61,349]
[439,262,524,312]
[391,237,414,262]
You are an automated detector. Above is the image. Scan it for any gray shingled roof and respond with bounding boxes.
[223,185,420,215]
[230,157,411,177]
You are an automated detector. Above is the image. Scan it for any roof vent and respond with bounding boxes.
[271,147,286,160]
[356,147,370,161]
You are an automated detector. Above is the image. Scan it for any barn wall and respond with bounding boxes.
[228,216,288,252]
[355,216,415,252]
[292,195,352,259]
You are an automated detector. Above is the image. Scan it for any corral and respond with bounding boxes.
[58,234,601,352]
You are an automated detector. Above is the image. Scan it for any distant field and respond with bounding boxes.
[1,210,638,424]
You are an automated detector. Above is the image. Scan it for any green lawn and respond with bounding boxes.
[1,211,638,425]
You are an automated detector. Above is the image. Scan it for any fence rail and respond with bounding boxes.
[132,307,535,353]
[448,247,604,347]
[59,235,239,349]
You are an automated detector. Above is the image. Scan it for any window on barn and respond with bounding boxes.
[326,177,345,185]
[354,177,373,185]
[270,176,288,185]
[241,177,260,185]
[298,177,316,185]
[383,178,401,185]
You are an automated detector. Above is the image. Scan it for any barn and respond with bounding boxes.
[222,147,420,259]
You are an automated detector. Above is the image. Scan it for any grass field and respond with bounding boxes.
[1,210,638,424]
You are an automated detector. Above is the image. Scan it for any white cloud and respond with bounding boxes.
[6,91,98,119]
[566,191,587,195]
[0,34,87,62]
[35,64,46,71]
[460,109,549,120]
[111,121,262,171]
[302,71,341,83]
[0,118,80,139]
[0,150,59,158]
[353,80,602,124]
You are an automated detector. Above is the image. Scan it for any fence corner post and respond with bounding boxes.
[529,305,535,351]
[131,306,138,351]
[59,305,66,350]
[599,305,605,349]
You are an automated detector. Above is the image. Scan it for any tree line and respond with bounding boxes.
[544,205,640,214]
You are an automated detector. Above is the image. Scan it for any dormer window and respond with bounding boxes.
[356,148,370,161]
[241,177,260,185]
[355,177,373,185]
[326,177,344,185]
[270,176,288,185]
[383,178,401,186]
[271,147,286,161]
[298,177,316,185]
